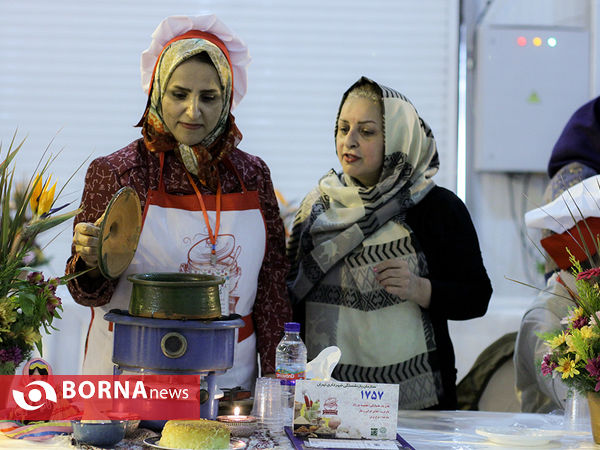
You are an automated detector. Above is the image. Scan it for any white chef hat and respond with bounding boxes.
[140,14,251,110]
[525,173,600,269]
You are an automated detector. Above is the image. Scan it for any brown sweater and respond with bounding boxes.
[66,138,292,373]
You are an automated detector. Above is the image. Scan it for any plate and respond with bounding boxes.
[144,436,246,449]
[475,426,564,446]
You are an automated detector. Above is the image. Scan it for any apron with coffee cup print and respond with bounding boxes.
[83,155,266,390]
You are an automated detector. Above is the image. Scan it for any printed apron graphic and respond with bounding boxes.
[180,232,242,316]
[83,156,266,390]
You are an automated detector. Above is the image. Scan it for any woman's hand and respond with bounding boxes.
[73,222,100,267]
[373,258,432,309]
[73,213,104,275]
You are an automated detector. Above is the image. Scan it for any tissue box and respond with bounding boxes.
[292,380,399,440]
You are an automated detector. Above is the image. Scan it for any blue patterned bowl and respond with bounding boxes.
[71,420,126,447]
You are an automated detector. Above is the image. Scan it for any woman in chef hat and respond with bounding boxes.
[66,15,291,390]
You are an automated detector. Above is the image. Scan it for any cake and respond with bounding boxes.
[159,419,230,449]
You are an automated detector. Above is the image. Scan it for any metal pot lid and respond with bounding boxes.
[98,187,142,280]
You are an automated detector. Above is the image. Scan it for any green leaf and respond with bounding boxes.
[21,209,82,238]
[17,292,36,316]
[0,362,16,375]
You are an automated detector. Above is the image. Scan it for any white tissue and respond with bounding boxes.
[305,346,341,381]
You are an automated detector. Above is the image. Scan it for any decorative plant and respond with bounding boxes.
[0,133,83,375]
[540,252,600,394]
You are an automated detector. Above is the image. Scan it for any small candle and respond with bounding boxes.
[217,407,258,437]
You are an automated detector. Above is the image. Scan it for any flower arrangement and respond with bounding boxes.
[540,251,600,393]
[0,134,82,375]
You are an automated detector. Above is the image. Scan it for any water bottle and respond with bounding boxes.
[275,322,307,428]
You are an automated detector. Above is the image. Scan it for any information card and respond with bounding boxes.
[293,380,399,440]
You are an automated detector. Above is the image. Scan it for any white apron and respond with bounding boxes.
[82,155,266,390]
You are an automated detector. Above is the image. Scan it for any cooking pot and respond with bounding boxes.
[128,272,224,319]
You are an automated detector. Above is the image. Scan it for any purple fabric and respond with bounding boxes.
[548,97,600,178]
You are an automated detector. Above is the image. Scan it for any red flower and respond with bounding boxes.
[586,356,600,391]
[573,316,589,329]
[577,268,600,280]
[541,354,557,376]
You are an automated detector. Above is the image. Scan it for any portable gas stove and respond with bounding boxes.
[104,309,244,422]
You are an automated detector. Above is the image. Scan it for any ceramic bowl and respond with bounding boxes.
[71,420,126,447]
[128,272,224,319]
[106,412,140,436]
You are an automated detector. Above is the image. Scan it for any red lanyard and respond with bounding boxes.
[185,170,221,265]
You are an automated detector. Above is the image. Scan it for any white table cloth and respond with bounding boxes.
[1,410,596,448]
[397,410,594,449]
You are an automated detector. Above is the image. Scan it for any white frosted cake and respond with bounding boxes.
[159,419,230,449]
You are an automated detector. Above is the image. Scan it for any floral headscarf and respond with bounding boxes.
[140,33,242,190]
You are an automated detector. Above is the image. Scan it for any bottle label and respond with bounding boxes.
[276,369,306,386]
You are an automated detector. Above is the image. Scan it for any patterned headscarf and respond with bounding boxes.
[287,77,442,409]
[140,33,242,190]
[334,77,439,193]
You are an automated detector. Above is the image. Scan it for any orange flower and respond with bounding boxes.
[29,173,43,213]
[38,180,56,216]
[29,174,55,216]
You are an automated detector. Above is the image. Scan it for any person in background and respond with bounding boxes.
[286,77,492,409]
[515,97,600,413]
[66,15,292,389]
[23,358,51,376]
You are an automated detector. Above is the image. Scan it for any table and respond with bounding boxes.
[0,426,292,449]
[0,410,596,449]
[396,410,595,449]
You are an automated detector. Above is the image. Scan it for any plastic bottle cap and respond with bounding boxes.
[284,322,301,332]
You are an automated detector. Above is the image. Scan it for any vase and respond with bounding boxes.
[587,392,600,443]
[565,389,590,432]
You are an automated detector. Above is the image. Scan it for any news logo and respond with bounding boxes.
[12,380,57,411]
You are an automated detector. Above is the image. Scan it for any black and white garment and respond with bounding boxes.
[287,77,442,409]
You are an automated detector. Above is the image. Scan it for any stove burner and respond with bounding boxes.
[104,309,244,421]
[161,332,187,358]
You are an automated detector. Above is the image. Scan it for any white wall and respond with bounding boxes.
[0,1,460,375]
[451,0,594,382]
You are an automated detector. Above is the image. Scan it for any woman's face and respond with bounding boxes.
[162,58,224,146]
[336,96,384,186]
